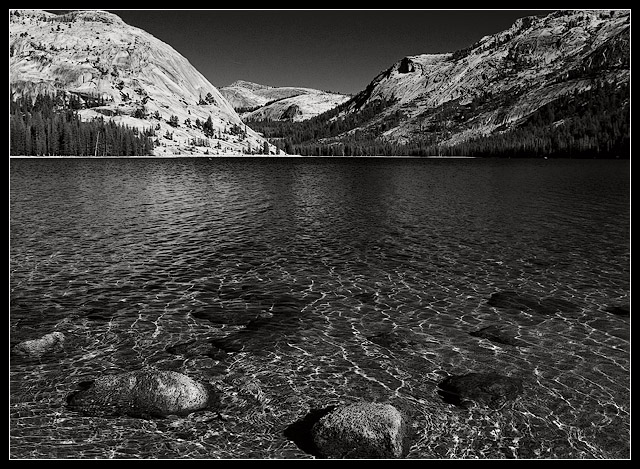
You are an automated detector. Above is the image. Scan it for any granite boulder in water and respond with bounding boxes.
[310,402,409,458]
[67,370,219,418]
[13,331,65,358]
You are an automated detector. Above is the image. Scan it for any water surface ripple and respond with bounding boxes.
[10,157,630,459]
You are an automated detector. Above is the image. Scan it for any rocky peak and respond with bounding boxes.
[220,80,351,122]
[56,9,125,25]
[397,57,416,74]
[228,80,273,91]
[340,9,629,148]
[10,9,276,155]
[280,104,302,120]
[10,9,55,21]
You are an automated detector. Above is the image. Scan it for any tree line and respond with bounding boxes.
[246,81,629,158]
[246,97,401,155]
[10,92,155,156]
[10,80,628,158]
[445,81,630,158]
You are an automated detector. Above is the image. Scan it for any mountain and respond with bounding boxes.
[219,80,351,122]
[10,9,630,158]
[348,9,629,148]
[254,9,629,157]
[9,9,278,156]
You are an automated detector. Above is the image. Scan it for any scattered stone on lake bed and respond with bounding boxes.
[469,325,526,347]
[165,338,229,360]
[366,329,422,351]
[487,290,580,316]
[66,369,220,418]
[437,372,524,409]
[310,402,409,459]
[284,406,337,457]
[604,305,630,317]
[13,331,65,358]
[190,303,262,326]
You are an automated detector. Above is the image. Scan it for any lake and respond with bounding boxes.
[9,157,630,459]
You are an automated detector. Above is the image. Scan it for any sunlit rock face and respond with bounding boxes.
[219,80,351,122]
[9,9,275,155]
[337,10,630,147]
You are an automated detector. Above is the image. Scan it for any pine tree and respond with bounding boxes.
[9,91,155,156]
[203,115,214,138]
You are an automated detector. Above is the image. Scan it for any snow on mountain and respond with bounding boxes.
[219,80,351,121]
[339,9,630,147]
[9,9,279,156]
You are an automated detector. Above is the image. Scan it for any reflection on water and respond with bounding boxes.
[10,157,630,459]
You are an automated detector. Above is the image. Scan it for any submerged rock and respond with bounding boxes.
[191,294,309,331]
[190,304,262,326]
[190,295,311,356]
[66,370,219,418]
[165,338,229,360]
[437,372,524,409]
[13,331,65,358]
[469,325,526,347]
[366,330,421,351]
[487,291,579,316]
[284,406,337,457]
[310,402,409,459]
[487,291,542,311]
[605,305,630,317]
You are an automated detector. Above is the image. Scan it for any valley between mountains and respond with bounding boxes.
[10,9,630,157]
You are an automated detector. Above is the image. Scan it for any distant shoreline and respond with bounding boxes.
[9,155,478,159]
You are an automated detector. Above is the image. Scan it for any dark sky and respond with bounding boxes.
[106,9,553,95]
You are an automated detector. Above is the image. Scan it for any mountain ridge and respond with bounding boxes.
[219,80,351,122]
[10,9,630,157]
[247,8,629,157]
[9,9,278,156]
[340,9,630,149]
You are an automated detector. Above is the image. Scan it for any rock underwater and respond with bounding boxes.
[13,331,65,358]
[605,305,630,317]
[469,325,527,347]
[66,370,220,418]
[437,372,524,409]
[487,291,580,317]
[310,402,409,459]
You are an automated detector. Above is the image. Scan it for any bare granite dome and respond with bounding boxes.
[9,9,275,155]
